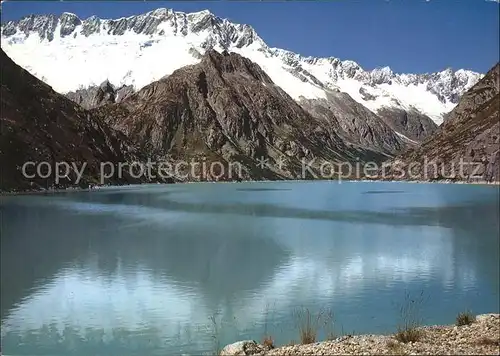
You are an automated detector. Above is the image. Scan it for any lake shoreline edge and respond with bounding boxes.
[1,178,499,197]
[220,313,500,355]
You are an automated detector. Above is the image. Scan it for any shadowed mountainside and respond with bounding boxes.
[3,48,490,190]
[66,80,135,110]
[376,107,438,143]
[0,49,160,191]
[93,50,392,181]
[383,63,500,182]
[299,91,405,154]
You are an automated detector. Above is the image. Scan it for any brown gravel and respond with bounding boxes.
[221,314,500,356]
[266,314,500,355]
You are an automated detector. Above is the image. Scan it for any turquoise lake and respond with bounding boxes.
[1,181,499,355]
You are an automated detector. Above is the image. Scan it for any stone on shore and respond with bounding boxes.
[220,340,267,355]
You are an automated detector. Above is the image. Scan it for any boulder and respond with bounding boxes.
[220,340,266,355]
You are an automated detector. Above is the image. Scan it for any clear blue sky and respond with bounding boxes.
[1,1,499,74]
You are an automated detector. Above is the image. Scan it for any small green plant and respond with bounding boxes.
[456,310,476,326]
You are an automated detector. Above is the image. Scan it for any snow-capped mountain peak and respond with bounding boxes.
[1,8,264,48]
[1,8,483,124]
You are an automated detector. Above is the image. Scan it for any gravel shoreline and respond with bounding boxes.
[221,314,500,355]
[1,179,498,196]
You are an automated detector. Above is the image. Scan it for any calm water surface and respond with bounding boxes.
[1,181,499,355]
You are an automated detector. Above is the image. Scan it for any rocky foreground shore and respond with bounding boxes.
[221,314,500,355]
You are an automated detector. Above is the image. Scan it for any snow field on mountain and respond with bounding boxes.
[1,7,483,124]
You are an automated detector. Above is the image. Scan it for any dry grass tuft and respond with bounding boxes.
[262,335,275,349]
[394,327,423,343]
[475,336,499,346]
[292,307,335,345]
[456,310,476,326]
[386,339,407,355]
[393,290,427,344]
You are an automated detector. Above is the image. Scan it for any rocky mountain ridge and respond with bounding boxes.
[383,63,500,182]
[1,46,497,190]
[1,8,482,127]
[66,80,135,110]
[92,49,397,182]
[1,47,404,191]
[64,68,406,155]
[0,49,159,192]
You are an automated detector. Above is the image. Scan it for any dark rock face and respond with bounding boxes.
[81,16,101,37]
[59,12,82,37]
[93,50,388,181]
[424,68,474,104]
[442,64,500,124]
[376,107,438,142]
[0,13,82,41]
[383,63,500,182]
[66,81,135,110]
[299,91,404,155]
[0,50,153,192]
[106,8,177,36]
[359,87,377,101]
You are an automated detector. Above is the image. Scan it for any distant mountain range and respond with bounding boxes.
[0,8,498,191]
[1,9,482,129]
